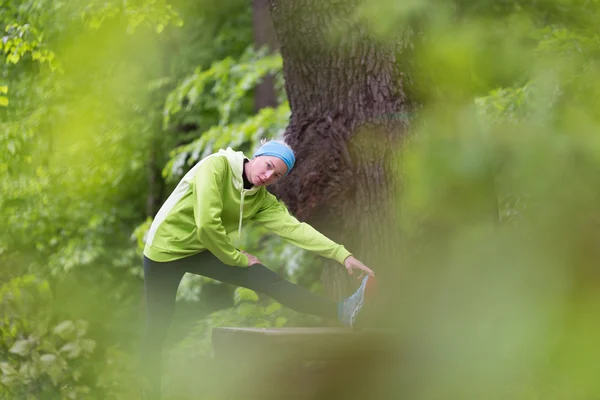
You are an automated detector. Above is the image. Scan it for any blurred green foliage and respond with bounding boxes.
[383,1,600,398]
[1,276,101,399]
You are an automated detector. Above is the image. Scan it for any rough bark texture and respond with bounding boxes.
[253,0,279,111]
[269,0,412,299]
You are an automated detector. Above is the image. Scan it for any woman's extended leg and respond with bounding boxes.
[174,251,339,320]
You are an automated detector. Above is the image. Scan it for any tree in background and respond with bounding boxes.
[253,0,279,111]
[268,0,412,300]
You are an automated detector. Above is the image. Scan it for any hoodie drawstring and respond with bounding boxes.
[238,189,246,238]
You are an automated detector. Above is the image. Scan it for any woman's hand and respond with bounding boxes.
[240,250,262,266]
[344,256,375,279]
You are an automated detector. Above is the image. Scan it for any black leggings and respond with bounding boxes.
[140,252,338,398]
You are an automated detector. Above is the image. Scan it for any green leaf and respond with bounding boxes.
[234,287,259,304]
[1,375,15,386]
[275,317,287,327]
[79,339,96,354]
[0,362,18,376]
[53,320,75,340]
[7,53,20,64]
[74,320,88,338]
[39,354,57,365]
[0,96,8,107]
[47,362,64,386]
[0,86,7,94]
[237,302,258,317]
[19,362,35,378]
[59,342,82,359]
[265,302,281,315]
[9,339,32,356]
[40,338,57,353]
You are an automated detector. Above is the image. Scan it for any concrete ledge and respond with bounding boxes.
[209,327,404,399]
[212,326,397,362]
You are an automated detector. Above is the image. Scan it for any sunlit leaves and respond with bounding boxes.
[1,23,58,69]
[164,46,284,128]
[0,85,7,106]
[165,103,290,181]
[81,0,184,34]
[161,46,288,182]
[475,83,534,124]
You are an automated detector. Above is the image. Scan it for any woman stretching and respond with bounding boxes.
[140,139,375,399]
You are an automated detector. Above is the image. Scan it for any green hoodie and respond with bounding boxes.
[143,148,352,267]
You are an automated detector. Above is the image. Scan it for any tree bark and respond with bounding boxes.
[269,0,413,300]
[253,0,279,111]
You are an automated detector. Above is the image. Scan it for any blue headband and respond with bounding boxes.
[253,141,296,176]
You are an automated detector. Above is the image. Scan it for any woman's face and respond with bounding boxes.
[247,155,288,187]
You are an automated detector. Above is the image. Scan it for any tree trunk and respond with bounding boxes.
[269,0,413,300]
[253,0,279,111]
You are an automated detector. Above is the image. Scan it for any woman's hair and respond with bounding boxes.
[259,138,295,155]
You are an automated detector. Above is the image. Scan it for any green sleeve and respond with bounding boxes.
[251,193,351,265]
[192,156,248,267]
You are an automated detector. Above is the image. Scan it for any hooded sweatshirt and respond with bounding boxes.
[143,148,352,267]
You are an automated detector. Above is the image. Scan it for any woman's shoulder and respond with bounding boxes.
[203,153,228,165]
[194,154,229,173]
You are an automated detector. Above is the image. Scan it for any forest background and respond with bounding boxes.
[2,0,600,399]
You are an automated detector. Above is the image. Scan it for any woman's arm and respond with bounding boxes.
[252,193,374,277]
[251,193,352,264]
